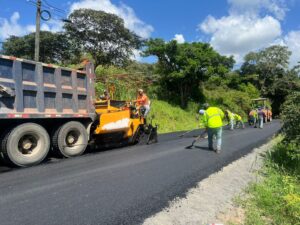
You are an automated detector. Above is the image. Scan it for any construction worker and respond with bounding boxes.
[135,89,150,117]
[100,90,110,100]
[265,106,272,122]
[257,107,265,129]
[202,103,224,153]
[234,113,245,129]
[225,110,235,130]
[249,109,258,127]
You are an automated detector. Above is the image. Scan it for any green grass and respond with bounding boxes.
[238,140,300,225]
[148,100,199,133]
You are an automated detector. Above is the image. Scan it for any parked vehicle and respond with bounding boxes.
[0,55,156,167]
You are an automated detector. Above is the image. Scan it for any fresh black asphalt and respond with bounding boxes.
[0,120,281,225]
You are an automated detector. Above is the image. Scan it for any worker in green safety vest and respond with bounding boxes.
[202,103,225,153]
[225,110,235,130]
[234,113,245,129]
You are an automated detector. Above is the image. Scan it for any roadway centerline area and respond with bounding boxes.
[0,120,281,225]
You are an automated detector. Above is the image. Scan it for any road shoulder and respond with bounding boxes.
[143,136,279,225]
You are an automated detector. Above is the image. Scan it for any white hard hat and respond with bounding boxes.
[199,109,205,115]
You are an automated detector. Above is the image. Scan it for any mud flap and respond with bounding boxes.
[146,124,158,145]
[133,124,158,145]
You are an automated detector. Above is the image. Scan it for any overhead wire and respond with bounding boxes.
[25,0,68,21]
[42,0,66,14]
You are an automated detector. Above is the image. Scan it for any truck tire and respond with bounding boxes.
[1,123,50,167]
[52,121,88,158]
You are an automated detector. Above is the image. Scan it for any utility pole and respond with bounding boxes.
[34,0,41,61]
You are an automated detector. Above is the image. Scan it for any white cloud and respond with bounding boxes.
[70,0,153,38]
[40,20,64,33]
[284,31,300,67]
[0,12,64,41]
[199,0,287,63]
[228,0,288,20]
[0,12,28,39]
[200,15,281,62]
[173,34,185,43]
[131,49,142,61]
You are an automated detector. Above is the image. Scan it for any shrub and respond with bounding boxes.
[245,167,300,225]
[266,142,300,174]
[281,92,300,145]
[204,87,252,119]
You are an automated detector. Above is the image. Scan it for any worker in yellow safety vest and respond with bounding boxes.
[234,113,245,129]
[225,110,235,130]
[203,103,224,153]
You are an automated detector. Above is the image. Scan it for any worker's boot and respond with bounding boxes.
[215,146,221,154]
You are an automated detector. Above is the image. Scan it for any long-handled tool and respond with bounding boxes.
[185,130,207,149]
[178,128,199,138]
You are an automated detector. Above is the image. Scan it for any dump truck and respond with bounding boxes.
[0,55,157,167]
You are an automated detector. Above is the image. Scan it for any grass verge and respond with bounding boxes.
[148,100,199,133]
[236,138,300,225]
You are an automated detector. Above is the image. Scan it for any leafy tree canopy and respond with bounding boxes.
[241,45,291,90]
[143,38,235,107]
[1,31,76,64]
[240,45,299,114]
[64,9,142,68]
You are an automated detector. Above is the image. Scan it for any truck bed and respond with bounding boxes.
[0,55,95,119]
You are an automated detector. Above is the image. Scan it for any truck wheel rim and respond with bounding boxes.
[65,130,80,147]
[18,134,38,155]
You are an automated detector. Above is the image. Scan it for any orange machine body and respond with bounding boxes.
[94,100,144,139]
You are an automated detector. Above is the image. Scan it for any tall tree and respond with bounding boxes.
[143,39,235,107]
[64,9,142,67]
[241,45,291,92]
[2,31,76,64]
[240,45,300,115]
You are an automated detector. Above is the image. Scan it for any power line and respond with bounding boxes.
[26,0,67,21]
[43,0,66,14]
[26,0,66,17]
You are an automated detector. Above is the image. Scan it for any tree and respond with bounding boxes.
[64,9,142,67]
[241,45,291,92]
[143,39,235,107]
[2,31,76,64]
[239,45,300,114]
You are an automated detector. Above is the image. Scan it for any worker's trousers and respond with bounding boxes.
[229,119,234,130]
[236,120,245,129]
[144,105,150,117]
[258,116,264,128]
[207,127,222,150]
[140,105,150,117]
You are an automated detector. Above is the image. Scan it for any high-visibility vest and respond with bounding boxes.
[249,110,258,118]
[204,107,224,128]
[227,110,234,120]
[234,114,242,121]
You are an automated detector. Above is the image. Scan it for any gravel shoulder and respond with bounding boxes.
[143,136,279,225]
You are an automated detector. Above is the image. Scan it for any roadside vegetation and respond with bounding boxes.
[148,101,198,133]
[235,92,300,225]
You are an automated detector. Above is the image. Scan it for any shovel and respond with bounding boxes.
[185,130,207,149]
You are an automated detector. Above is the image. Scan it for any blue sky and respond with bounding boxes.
[1,0,300,65]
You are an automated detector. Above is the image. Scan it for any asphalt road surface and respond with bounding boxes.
[0,121,281,225]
